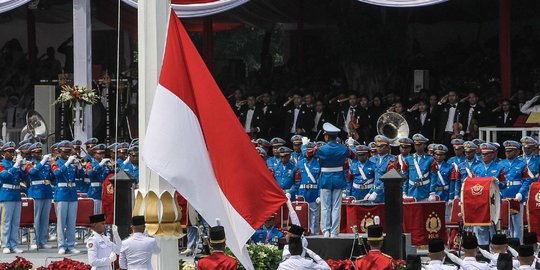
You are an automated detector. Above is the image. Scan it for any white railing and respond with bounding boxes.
[478,126,540,142]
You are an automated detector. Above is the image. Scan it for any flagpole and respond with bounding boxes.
[138,1,179,269]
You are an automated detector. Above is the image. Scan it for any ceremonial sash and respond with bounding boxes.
[461,177,500,226]
[303,163,317,184]
[358,164,367,180]
[398,155,404,171]
[413,156,425,180]
[526,182,540,240]
[465,167,472,178]
[437,170,446,186]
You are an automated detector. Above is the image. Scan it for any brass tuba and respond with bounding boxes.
[20,110,48,142]
[376,112,409,146]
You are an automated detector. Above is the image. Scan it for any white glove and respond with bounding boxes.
[123,156,131,165]
[99,158,111,166]
[363,193,371,200]
[531,95,540,103]
[13,155,23,168]
[65,155,77,166]
[40,154,51,166]
[428,193,436,201]
[112,225,121,244]
[515,193,523,202]
[301,137,310,146]
[108,252,117,263]
[347,137,354,147]
[342,192,346,199]
[368,193,377,201]
[315,197,321,204]
[402,192,407,198]
[285,193,291,200]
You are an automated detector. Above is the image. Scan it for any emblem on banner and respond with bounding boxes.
[360,212,375,232]
[426,212,442,234]
[106,183,114,194]
[453,234,461,247]
[535,190,540,203]
[471,184,484,195]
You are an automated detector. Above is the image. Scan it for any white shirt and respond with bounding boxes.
[344,106,356,132]
[87,231,121,270]
[444,104,458,132]
[119,232,161,270]
[460,257,491,270]
[422,260,457,270]
[244,108,255,132]
[420,112,427,125]
[291,107,300,133]
[313,112,322,132]
[503,112,509,124]
[277,255,330,270]
[467,105,476,131]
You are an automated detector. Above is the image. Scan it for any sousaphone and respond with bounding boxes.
[376,112,409,147]
[20,110,48,142]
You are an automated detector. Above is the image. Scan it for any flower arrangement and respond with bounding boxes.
[225,243,282,270]
[179,259,195,270]
[44,258,91,270]
[0,256,32,270]
[326,259,354,270]
[53,85,100,106]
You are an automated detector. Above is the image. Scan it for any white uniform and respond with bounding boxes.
[460,257,491,270]
[119,232,161,270]
[422,260,458,270]
[277,255,330,270]
[87,231,121,270]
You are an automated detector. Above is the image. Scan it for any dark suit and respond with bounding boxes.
[410,111,435,140]
[259,102,279,138]
[495,109,520,142]
[432,103,465,145]
[282,104,313,137]
[311,111,331,140]
[238,106,266,139]
[459,103,486,138]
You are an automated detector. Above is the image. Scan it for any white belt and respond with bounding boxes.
[321,167,343,172]
[57,183,76,188]
[435,185,449,191]
[31,180,51,185]
[90,182,102,187]
[353,182,373,189]
[299,184,318,189]
[2,184,20,189]
[409,179,430,187]
[507,180,522,186]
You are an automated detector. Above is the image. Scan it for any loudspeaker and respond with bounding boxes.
[413,70,429,92]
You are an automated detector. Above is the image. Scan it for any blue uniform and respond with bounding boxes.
[314,140,352,236]
[348,159,376,200]
[520,153,540,180]
[251,225,284,244]
[402,153,434,201]
[430,161,452,202]
[291,151,304,166]
[471,161,507,245]
[499,157,531,240]
[448,155,466,198]
[26,157,54,247]
[0,159,23,250]
[85,159,111,214]
[266,156,280,172]
[456,157,481,198]
[273,161,298,199]
[297,157,320,235]
[370,154,397,203]
[123,162,139,183]
[52,157,84,251]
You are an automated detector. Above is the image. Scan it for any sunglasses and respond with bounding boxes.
[504,149,517,152]
[357,153,368,156]
[400,145,411,148]
[435,153,445,156]
[481,152,493,156]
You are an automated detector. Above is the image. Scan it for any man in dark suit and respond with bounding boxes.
[410,100,434,140]
[459,92,485,141]
[310,100,331,140]
[494,99,520,142]
[282,93,313,137]
[238,95,266,139]
[259,92,279,138]
[336,93,365,141]
[432,90,465,147]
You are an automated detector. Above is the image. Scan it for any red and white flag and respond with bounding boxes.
[143,10,286,269]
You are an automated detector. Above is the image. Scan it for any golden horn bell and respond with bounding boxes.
[376,112,409,147]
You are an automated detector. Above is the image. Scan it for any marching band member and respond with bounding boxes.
[26,142,53,250]
[123,146,139,183]
[267,138,286,172]
[290,135,304,165]
[520,136,540,182]
[499,140,531,240]
[87,214,121,270]
[274,146,298,201]
[430,144,452,205]
[256,138,271,154]
[52,140,85,254]
[251,214,283,244]
[0,142,24,254]
[296,142,321,235]
[355,224,395,270]
[454,141,480,199]
[471,143,506,247]
[85,144,112,214]
[447,139,466,199]
[396,137,413,172]
[72,139,89,194]
[347,145,376,201]
[84,137,99,162]
[116,142,130,168]
[256,146,267,160]
[370,135,396,203]
[17,143,31,194]
[310,123,353,238]
[427,143,436,156]
[472,139,485,160]
[424,238,457,270]
[403,134,434,201]
[197,225,238,270]
[368,142,378,158]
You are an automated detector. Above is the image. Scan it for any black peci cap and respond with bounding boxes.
[288,224,305,236]
[132,216,145,226]
[491,234,508,245]
[523,232,538,245]
[89,214,105,224]
[428,238,445,253]
[462,235,478,249]
[518,245,534,257]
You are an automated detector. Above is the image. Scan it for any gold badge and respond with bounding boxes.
[426,212,442,234]
[535,190,540,205]
[360,212,375,232]
[471,183,484,196]
[107,183,114,194]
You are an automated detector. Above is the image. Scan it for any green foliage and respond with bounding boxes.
[225,243,283,270]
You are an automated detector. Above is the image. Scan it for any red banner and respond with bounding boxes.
[526,182,540,242]
[344,204,385,233]
[462,177,497,226]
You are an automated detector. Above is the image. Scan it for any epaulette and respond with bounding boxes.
[356,255,365,259]
[381,252,393,259]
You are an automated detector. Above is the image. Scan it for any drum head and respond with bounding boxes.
[490,180,501,225]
